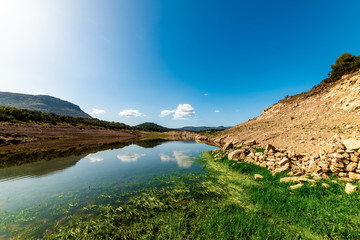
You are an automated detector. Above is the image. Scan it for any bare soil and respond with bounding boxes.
[0,122,141,154]
[216,70,360,154]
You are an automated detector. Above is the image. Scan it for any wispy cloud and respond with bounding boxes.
[160,104,195,120]
[117,153,146,162]
[160,151,195,168]
[204,93,208,96]
[118,109,146,117]
[214,110,220,113]
[91,108,106,115]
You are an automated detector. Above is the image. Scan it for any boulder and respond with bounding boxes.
[346,162,358,172]
[265,144,276,152]
[274,164,290,174]
[222,141,233,151]
[244,140,256,146]
[280,177,299,183]
[290,183,303,190]
[279,157,290,166]
[345,183,358,194]
[348,172,360,180]
[228,149,247,160]
[343,138,360,150]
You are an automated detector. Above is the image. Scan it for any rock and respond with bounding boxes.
[345,183,358,194]
[274,164,290,174]
[339,177,353,182]
[321,174,330,180]
[343,138,360,150]
[265,144,276,152]
[228,149,247,160]
[338,172,348,177]
[322,183,330,188]
[222,141,233,151]
[290,183,303,190]
[254,174,263,180]
[346,162,358,172]
[279,157,290,166]
[349,172,360,180]
[351,155,359,162]
[244,140,256,146]
[280,177,299,183]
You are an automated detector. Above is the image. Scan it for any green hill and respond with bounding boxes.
[0,92,91,118]
[135,122,171,132]
[0,106,132,130]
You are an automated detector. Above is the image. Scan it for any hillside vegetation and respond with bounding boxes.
[0,92,91,118]
[0,106,132,130]
[135,122,171,132]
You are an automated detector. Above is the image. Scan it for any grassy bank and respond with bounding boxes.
[3,149,360,239]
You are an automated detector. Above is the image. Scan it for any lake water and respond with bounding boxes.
[0,140,216,238]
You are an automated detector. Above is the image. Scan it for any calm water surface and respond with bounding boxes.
[0,141,216,213]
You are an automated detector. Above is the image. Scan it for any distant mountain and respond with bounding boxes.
[0,92,91,118]
[135,122,171,132]
[176,126,232,132]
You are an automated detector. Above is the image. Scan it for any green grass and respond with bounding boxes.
[3,150,360,239]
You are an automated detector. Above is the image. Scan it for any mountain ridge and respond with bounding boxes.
[0,92,91,118]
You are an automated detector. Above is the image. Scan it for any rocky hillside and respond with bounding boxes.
[0,92,91,118]
[211,69,360,154]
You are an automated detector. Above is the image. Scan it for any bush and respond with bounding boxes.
[328,53,360,80]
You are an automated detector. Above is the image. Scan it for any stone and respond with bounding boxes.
[343,138,360,150]
[228,149,246,160]
[346,162,358,172]
[322,183,330,188]
[279,157,290,166]
[349,172,360,180]
[321,174,330,180]
[222,141,233,151]
[274,164,290,174]
[339,177,353,182]
[265,144,276,152]
[339,172,349,177]
[254,174,263,180]
[244,140,256,146]
[345,183,358,194]
[280,177,299,183]
[351,155,359,162]
[290,183,303,190]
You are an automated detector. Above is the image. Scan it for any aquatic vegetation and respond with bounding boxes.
[2,150,360,239]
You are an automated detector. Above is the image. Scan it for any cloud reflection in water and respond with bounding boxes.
[87,154,104,163]
[160,151,195,168]
[117,153,146,163]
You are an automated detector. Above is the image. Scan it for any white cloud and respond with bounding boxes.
[214,110,220,113]
[160,151,195,168]
[204,93,208,96]
[87,154,104,163]
[117,153,145,162]
[91,108,106,115]
[160,104,195,120]
[118,109,146,117]
[160,109,174,117]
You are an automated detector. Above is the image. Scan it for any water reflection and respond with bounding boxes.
[160,151,195,168]
[87,154,104,163]
[117,153,146,162]
[0,141,216,212]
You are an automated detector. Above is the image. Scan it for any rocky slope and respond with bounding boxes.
[206,69,360,154]
[194,70,360,180]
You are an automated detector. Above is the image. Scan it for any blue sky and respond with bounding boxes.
[1,0,360,128]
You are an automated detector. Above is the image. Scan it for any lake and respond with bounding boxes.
[0,140,216,238]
